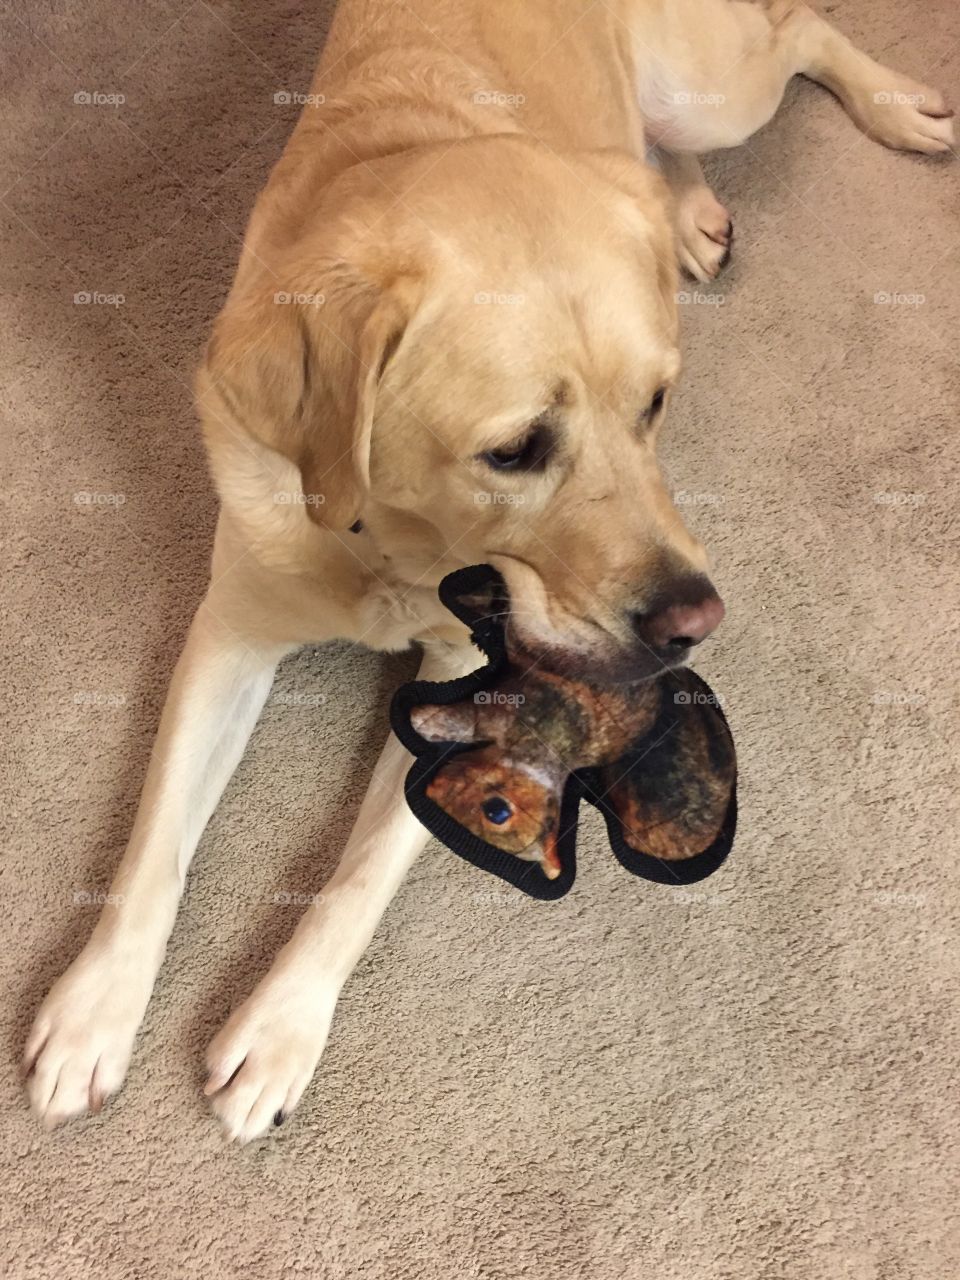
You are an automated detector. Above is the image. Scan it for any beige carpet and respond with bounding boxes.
[3,1,959,1276]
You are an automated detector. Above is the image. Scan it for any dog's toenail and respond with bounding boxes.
[719,245,732,270]
[273,1110,285,1127]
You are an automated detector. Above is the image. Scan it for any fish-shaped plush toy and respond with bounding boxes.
[390,565,737,899]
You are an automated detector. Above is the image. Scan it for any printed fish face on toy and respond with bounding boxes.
[412,739,566,878]
[391,566,737,899]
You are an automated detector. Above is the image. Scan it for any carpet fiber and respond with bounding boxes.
[3,1,959,1276]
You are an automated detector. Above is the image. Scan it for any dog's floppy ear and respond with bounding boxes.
[198,268,416,530]
[576,149,679,341]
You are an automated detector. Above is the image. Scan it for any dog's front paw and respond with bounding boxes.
[24,944,153,1128]
[204,977,337,1143]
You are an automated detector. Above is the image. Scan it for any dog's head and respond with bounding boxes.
[199,135,722,678]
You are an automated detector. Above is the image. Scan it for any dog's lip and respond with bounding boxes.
[506,621,685,686]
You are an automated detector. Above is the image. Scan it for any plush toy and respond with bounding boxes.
[391,565,737,899]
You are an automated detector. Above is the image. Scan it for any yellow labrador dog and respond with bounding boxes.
[25,0,952,1140]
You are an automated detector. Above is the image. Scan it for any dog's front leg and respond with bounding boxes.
[24,597,287,1128]
[204,641,475,1143]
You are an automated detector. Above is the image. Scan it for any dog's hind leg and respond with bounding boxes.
[635,0,806,154]
[764,1,954,154]
[637,0,811,281]
[659,149,733,283]
[637,0,952,154]
[641,0,952,279]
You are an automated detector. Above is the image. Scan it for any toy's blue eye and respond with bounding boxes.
[482,796,513,825]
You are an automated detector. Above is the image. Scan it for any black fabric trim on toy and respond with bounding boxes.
[390,565,737,899]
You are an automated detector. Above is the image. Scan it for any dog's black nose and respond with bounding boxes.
[630,578,725,653]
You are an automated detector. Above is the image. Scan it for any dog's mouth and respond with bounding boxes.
[484,552,721,685]
[476,553,675,683]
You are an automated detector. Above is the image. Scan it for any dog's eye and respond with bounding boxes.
[644,387,667,421]
[479,424,552,473]
[482,795,513,825]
